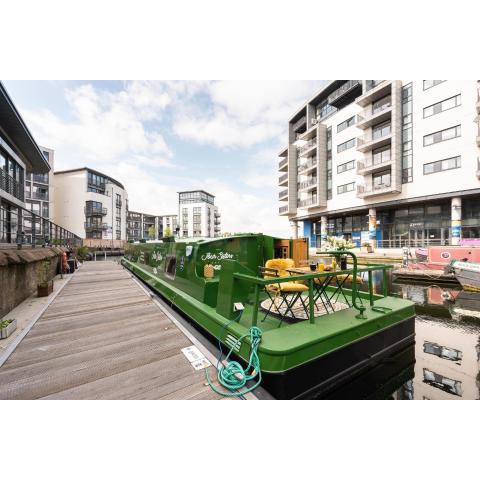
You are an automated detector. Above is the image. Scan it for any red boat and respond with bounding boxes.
[414,245,480,270]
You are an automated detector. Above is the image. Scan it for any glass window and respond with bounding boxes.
[372,95,391,114]
[372,145,391,165]
[373,170,391,189]
[337,182,355,194]
[337,116,355,133]
[372,121,391,140]
[337,160,355,173]
[424,94,461,118]
[337,138,355,153]
[423,125,461,146]
[423,80,445,90]
[423,156,461,175]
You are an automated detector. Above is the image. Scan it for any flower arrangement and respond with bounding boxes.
[322,236,356,251]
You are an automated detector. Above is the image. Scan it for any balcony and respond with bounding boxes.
[278,173,288,186]
[1,168,24,202]
[297,157,317,174]
[84,222,108,232]
[32,173,49,184]
[297,139,317,157]
[328,80,362,108]
[292,115,306,132]
[357,184,398,198]
[477,89,480,114]
[356,81,391,107]
[85,206,107,216]
[279,205,290,215]
[357,129,392,153]
[356,104,392,130]
[278,157,288,172]
[477,158,480,179]
[298,195,317,208]
[214,211,221,217]
[29,191,49,201]
[298,178,317,192]
[279,189,288,200]
[356,157,392,175]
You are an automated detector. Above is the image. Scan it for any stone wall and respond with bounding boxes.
[0,247,65,319]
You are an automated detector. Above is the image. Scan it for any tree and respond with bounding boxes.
[148,226,156,239]
[164,227,172,237]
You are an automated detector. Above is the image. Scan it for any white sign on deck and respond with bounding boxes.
[181,345,211,370]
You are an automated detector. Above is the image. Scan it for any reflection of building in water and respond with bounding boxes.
[413,318,480,400]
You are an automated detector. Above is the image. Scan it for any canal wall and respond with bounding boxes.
[0,247,64,319]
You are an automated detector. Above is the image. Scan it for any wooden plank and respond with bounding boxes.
[0,261,235,400]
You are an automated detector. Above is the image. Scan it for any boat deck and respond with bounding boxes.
[0,261,237,400]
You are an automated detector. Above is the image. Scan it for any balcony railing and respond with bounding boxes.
[298,179,317,190]
[31,173,49,184]
[298,157,317,173]
[297,139,317,157]
[357,184,393,197]
[328,80,361,104]
[356,156,392,173]
[279,205,289,214]
[85,206,107,216]
[214,211,221,217]
[298,195,317,208]
[1,168,24,202]
[279,189,288,199]
[366,80,385,91]
[292,115,306,132]
[357,102,392,126]
[29,191,49,201]
[84,222,108,232]
[279,157,288,170]
[0,203,81,246]
[279,173,288,184]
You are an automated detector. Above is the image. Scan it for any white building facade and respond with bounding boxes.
[53,167,128,241]
[162,214,178,236]
[178,190,221,238]
[279,80,480,248]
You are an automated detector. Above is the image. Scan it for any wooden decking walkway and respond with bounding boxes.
[0,261,235,400]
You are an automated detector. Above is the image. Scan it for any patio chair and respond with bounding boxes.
[259,258,309,326]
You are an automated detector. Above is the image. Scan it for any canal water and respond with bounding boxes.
[334,271,480,400]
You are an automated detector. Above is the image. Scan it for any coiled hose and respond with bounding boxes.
[205,325,262,397]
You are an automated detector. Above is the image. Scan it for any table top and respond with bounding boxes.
[286,266,334,275]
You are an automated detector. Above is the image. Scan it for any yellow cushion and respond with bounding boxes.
[333,274,363,284]
[265,258,295,278]
[267,281,308,293]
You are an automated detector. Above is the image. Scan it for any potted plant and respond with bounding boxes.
[362,242,374,254]
[37,259,54,297]
[0,318,17,339]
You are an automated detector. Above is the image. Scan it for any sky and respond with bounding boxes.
[5,80,326,237]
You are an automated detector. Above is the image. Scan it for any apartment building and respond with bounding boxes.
[279,80,480,248]
[53,167,128,241]
[23,146,54,240]
[178,190,221,238]
[162,214,178,236]
[127,210,163,241]
[0,82,51,244]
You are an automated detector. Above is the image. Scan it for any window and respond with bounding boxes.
[372,120,391,140]
[337,138,355,153]
[337,160,355,173]
[423,125,461,146]
[165,255,177,279]
[423,80,445,90]
[373,170,391,189]
[423,369,462,396]
[115,193,121,207]
[424,94,461,118]
[326,127,332,200]
[87,171,106,193]
[42,151,50,161]
[372,145,391,165]
[337,116,355,133]
[316,99,336,121]
[423,342,462,361]
[402,83,413,183]
[372,95,391,114]
[337,182,355,194]
[423,156,461,175]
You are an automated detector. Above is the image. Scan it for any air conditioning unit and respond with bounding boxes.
[311,119,318,126]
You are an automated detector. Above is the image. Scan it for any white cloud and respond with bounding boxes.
[172,80,324,149]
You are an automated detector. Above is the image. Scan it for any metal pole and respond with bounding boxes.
[367,270,374,306]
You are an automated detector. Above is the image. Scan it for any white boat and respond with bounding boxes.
[450,261,480,292]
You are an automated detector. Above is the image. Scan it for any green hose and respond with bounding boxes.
[205,326,262,397]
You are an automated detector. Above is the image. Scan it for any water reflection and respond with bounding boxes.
[382,276,480,400]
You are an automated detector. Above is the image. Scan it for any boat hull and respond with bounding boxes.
[453,261,480,292]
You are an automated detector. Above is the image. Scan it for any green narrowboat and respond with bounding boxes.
[122,233,415,399]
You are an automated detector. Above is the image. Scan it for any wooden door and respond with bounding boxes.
[292,238,308,267]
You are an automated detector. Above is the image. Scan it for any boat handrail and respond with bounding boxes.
[233,253,393,324]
